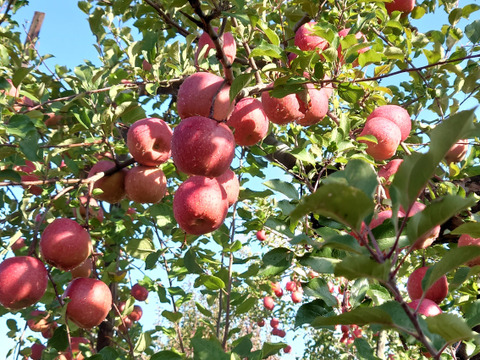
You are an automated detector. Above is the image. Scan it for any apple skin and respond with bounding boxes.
[215,169,240,207]
[40,218,92,271]
[88,160,127,204]
[128,305,143,321]
[41,321,57,339]
[126,117,173,166]
[385,0,415,14]
[359,117,402,161]
[284,345,292,354]
[263,296,275,310]
[30,343,46,360]
[257,319,265,327]
[118,316,133,333]
[11,237,26,252]
[0,256,48,310]
[173,176,229,235]
[295,84,330,126]
[64,278,112,329]
[44,112,63,127]
[177,72,233,121]
[458,234,480,266]
[74,195,104,222]
[291,291,303,303]
[445,140,468,163]
[131,283,149,301]
[367,105,411,141]
[261,88,304,125]
[195,29,236,65]
[124,166,167,204]
[70,257,93,279]
[226,97,269,146]
[294,22,329,52]
[338,28,369,65]
[14,160,43,195]
[272,328,286,337]
[378,158,403,199]
[256,230,267,241]
[407,298,442,317]
[171,116,236,178]
[271,282,283,297]
[27,310,51,332]
[270,318,280,328]
[286,281,297,292]
[407,266,448,304]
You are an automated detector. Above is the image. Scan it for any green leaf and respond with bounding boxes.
[6,115,36,137]
[335,255,390,282]
[145,251,161,270]
[465,20,480,43]
[0,170,21,182]
[192,337,230,360]
[406,195,476,246]
[195,302,213,317]
[97,347,121,360]
[354,338,381,360]
[337,83,364,103]
[184,248,203,274]
[126,238,155,260]
[303,278,338,307]
[196,274,225,290]
[295,299,331,327]
[390,109,476,213]
[426,313,478,343]
[298,254,340,274]
[19,131,42,161]
[263,179,299,200]
[229,73,254,102]
[235,296,257,315]
[261,342,286,358]
[258,247,294,276]
[134,332,152,354]
[249,42,284,59]
[48,325,69,351]
[162,310,183,323]
[464,300,480,328]
[358,49,383,67]
[451,222,480,237]
[290,183,374,232]
[322,234,365,254]
[384,46,404,60]
[312,305,393,327]
[151,350,184,360]
[232,336,253,358]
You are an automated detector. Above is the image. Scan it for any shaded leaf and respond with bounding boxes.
[426,313,478,343]
[335,255,390,282]
[263,179,299,200]
[192,337,230,360]
[451,222,480,237]
[295,299,331,327]
[151,350,184,360]
[258,247,293,276]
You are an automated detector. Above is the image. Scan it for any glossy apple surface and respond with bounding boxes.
[125,166,167,204]
[88,160,127,203]
[226,97,269,146]
[359,117,401,161]
[407,266,448,304]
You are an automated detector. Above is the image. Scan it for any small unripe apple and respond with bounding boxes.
[126,117,173,166]
[124,166,167,204]
[171,116,235,178]
[226,97,269,146]
[195,29,237,65]
[177,72,233,121]
[40,218,91,271]
[359,117,402,161]
[30,343,46,360]
[131,283,149,301]
[291,291,303,303]
[294,22,329,52]
[0,256,48,310]
[385,0,415,14]
[173,176,229,235]
[128,305,143,321]
[458,234,480,266]
[263,296,275,310]
[27,310,51,332]
[445,140,468,164]
[256,230,267,241]
[270,317,280,328]
[367,105,411,141]
[216,169,240,207]
[407,266,448,304]
[64,278,112,329]
[407,299,442,317]
[70,257,94,279]
[87,160,127,204]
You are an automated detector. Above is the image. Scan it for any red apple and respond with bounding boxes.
[0,256,48,310]
[41,321,57,339]
[257,319,265,327]
[284,345,292,353]
[64,278,112,329]
[367,105,411,141]
[407,299,442,317]
[263,296,275,310]
[445,139,468,163]
[74,195,104,222]
[131,283,149,301]
[173,176,229,235]
[458,234,480,266]
[171,116,236,178]
[226,97,269,146]
[44,112,63,127]
[70,257,93,279]
[407,266,448,304]
[286,281,297,292]
[261,87,304,125]
[128,305,143,321]
[30,343,46,360]
[176,72,233,121]
[14,160,43,195]
[195,29,237,65]
[406,202,441,250]
[272,328,286,337]
[337,28,369,65]
[216,169,240,207]
[270,317,280,328]
[291,291,303,303]
[27,310,51,332]
[126,117,173,166]
[142,59,152,71]
[40,218,91,271]
[359,117,402,161]
[118,316,133,333]
[11,237,26,252]
[271,282,283,297]
[295,84,330,126]
[87,160,127,203]
[294,22,329,52]
[125,165,167,204]
[385,0,415,14]
[256,230,267,241]
[378,158,403,198]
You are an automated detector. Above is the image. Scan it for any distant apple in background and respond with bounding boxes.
[126,117,173,166]
[286,281,297,292]
[458,234,480,266]
[226,97,269,146]
[131,283,149,301]
[171,116,236,178]
[195,29,236,65]
[295,21,329,52]
[27,310,51,332]
[74,195,104,222]
[173,176,229,235]
[0,256,48,310]
[44,112,63,127]
[124,166,167,204]
[14,160,43,196]
[41,321,57,339]
[358,117,402,161]
[385,0,415,14]
[284,345,292,353]
[291,291,303,303]
[407,298,442,317]
[367,105,411,141]
[40,218,92,271]
[128,305,143,321]
[272,328,286,337]
[87,160,127,203]
[70,257,94,279]
[216,169,240,207]
[64,278,112,329]
[407,266,448,304]
[445,139,468,164]
[176,72,233,121]
[30,343,46,360]
[271,282,283,297]
[11,237,26,252]
[256,230,267,241]
[263,296,275,310]
[257,319,265,327]
[118,316,133,333]
[270,318,280,328]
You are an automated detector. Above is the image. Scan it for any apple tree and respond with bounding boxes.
[0,0,480,359]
